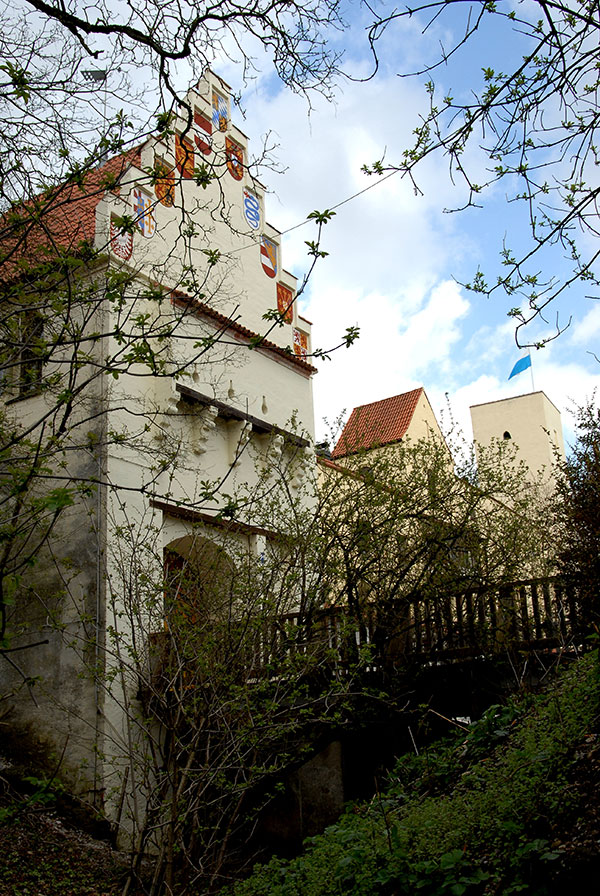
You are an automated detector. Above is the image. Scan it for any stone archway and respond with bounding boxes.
[164,534,237,633]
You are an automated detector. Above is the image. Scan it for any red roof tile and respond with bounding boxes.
[1,144,317,378]
[332,388,424,458]
[0,147,142,277]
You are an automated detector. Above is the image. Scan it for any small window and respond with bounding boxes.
[503,431,511,440]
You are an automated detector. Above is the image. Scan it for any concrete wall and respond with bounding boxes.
[259,741,345,851]
[0,433,104,802]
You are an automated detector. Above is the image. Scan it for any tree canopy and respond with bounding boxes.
[556,398,600,633]
[364,0,600,346]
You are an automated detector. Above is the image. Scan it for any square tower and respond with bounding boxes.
[470,391,565,482]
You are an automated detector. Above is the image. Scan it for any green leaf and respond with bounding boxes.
[42,488,75,512]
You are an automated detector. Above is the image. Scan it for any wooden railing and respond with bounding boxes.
[402,576,582,659]
[257,577,586,669]
[144,578,587,690]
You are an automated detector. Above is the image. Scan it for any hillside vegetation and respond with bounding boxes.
[0,653,598,895]
[232,652,600,896]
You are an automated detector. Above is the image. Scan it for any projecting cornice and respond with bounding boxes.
[175,383,311,447]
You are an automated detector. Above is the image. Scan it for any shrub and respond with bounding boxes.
[231,653,599,896]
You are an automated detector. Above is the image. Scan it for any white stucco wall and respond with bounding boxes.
[94,70,311,360]
[404,390,447,447]
[93,72,318,833]
[470,391,565,481]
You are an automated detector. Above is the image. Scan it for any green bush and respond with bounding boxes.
[231,653,599,896]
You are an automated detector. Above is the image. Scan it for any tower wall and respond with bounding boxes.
[470,391,565,481]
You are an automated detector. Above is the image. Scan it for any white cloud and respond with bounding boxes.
[399,281,470,372]
[433,359,600,452]
[569,304,600,347]
[213,42,600,456]
[241,70,484,286]
[308,279,470,439]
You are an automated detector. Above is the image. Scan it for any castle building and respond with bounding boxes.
[331,387,445,460]
[470,391,566,484]
[0,70,318,829]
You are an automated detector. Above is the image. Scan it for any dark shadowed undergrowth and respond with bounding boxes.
[231,652,600,896]
[0,653,598,896]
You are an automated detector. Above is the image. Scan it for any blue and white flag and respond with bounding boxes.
[508,354,532,380]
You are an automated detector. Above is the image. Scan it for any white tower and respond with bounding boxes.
[470,391,565,483]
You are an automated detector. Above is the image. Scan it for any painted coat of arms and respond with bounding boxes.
[110,214,133,260]
[132,188,155,238]
[154,157,175,207]
[260,236,277,279]
[175,133,195,179]
[212,90,228,132]
[226,137,244,181]
[293,328,308,359]
[194,109,212,155]
[243,189,260,230]
[277,283,294,323]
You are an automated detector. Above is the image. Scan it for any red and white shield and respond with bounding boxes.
[260,236,277,278]
[110,214,133,260]
[226,137,244,181]
[194,109,212,155]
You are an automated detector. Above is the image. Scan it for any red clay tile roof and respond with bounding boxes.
[332,388,424,458]
[0,147,142,277]
[1,145,317,378]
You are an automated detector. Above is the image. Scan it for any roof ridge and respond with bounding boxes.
[353,387,423,413]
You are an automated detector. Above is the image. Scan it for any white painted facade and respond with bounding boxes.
[99,73,318,833]
[470,391,565,484]
[1,71,318,830]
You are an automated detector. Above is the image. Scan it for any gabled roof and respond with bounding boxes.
[332,388,424,459]
[1,147,142,277]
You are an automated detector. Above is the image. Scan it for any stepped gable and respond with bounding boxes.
[332,388,424,459]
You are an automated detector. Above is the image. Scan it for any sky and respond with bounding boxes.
[11,0,600,450]
[193,2,600,452]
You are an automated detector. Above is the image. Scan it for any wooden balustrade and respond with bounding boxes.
[144,578,587,690]
[254,577,586,669]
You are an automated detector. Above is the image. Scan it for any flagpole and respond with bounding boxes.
[529,347,535,392]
